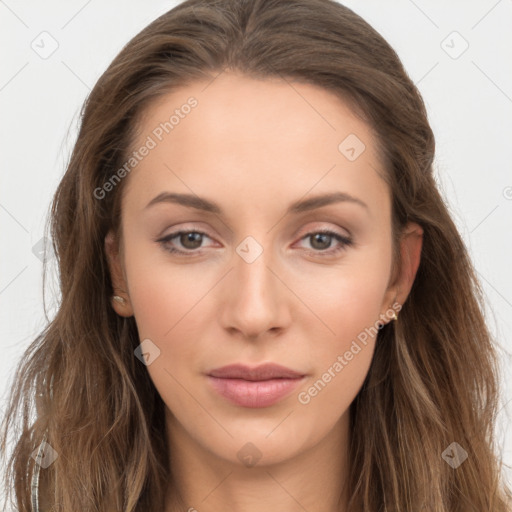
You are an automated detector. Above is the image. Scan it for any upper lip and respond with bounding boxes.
[208,363,305,381]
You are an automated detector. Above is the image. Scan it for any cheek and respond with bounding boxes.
[122,239,219,379]
[296,250,391,409]
[123,238,212,340]
[123,250,209,416]
[306,247,392,348]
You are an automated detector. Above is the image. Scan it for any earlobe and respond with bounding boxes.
[104,230,134,317]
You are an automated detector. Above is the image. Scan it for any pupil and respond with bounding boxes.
[312,233,330,250]
[182,232,202,249]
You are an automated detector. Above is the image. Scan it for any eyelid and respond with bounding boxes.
[294,221,352,240]
[159,221,351,241]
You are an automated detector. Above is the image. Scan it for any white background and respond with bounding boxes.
[1,0,511,505]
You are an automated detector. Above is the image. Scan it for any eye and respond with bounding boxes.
[156,228,353,257]
[157,230,214,255]
[296,229,353,257]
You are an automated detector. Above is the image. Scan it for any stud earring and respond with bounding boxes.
[113,295,126,304]
[378,305,399,330]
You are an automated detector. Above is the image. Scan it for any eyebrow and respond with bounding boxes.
[144,191,368,214]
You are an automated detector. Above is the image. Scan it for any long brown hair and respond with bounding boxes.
[1,0,511,510]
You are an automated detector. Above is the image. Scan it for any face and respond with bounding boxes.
[105,71,422,467]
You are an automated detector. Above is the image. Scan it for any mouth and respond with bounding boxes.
[206,363,306,408]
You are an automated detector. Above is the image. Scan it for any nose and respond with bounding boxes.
[219,237,291,341]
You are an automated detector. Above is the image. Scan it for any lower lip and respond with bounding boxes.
[207,376,304,408]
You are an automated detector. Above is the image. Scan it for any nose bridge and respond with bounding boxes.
[234,233,278,303]
[222,231,287,336]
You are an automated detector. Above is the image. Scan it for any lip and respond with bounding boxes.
[207,363,306,408]
[209,363,305,381]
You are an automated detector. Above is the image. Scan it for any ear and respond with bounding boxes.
[381,221,423,319]
[105,230,134,317]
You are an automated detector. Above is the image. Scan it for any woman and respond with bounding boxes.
[1,0,511,510]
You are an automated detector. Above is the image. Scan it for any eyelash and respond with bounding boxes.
[156,228,353,257]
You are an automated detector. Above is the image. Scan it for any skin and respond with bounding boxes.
[105,71,423,512]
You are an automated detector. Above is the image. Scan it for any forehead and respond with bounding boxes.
[122,71,389,221]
